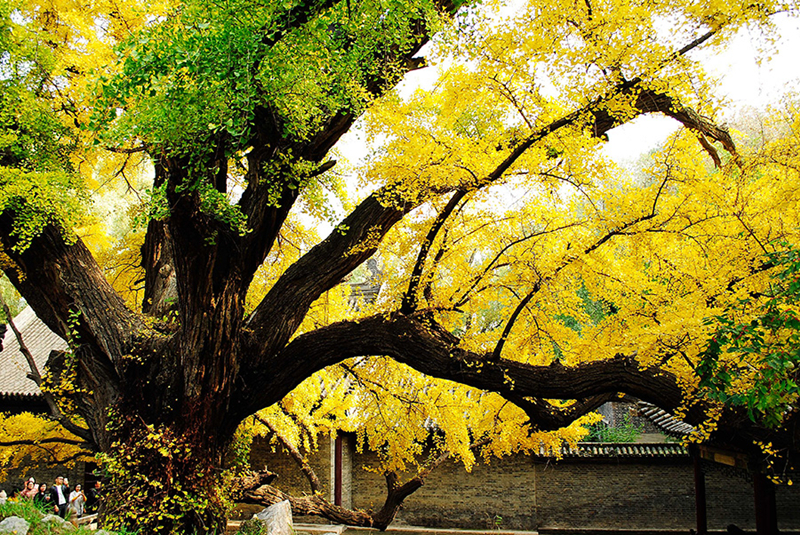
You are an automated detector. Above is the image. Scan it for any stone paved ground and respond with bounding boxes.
[225,521,539,535]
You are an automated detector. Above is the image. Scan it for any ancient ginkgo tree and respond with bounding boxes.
[2,0,800,531]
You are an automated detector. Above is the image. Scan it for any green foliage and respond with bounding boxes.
[100,0,443,156]
[584,414,643,443]
[0,168,88,251]
[0,0,73,174]
[0,0,87,252]
[554,284,609,334]
[225,426,255,477]
[0,498,106,535]
[0,274,24,318]
[236,517,269,535]
[698,242,800,428]
[93,0,443,234]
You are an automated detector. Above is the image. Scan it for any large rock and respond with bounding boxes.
[41,514,66,524]
[0,516,29,534]
[252,500,293,535]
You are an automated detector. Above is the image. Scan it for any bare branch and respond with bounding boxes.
[401,189,467,314]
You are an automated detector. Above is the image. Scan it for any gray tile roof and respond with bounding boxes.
[0,307,67,398]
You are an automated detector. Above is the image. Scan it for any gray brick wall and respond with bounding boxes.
[245,437,800,531]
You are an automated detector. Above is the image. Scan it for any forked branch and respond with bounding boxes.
[238,435,493,530]
[401,189,467,314]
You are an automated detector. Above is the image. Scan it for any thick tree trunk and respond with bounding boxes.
[98,412,230,534]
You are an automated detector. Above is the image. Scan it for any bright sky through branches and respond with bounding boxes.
[337,12,800,170]
[602,13,800,163]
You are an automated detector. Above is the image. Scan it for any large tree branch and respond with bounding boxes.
[0,437,90,447]
[237,81,735,418]
[234,0,460,286]
[236,25,737,417]
[239,311,697,428]
[0,218,162,449]
[504,393,620,430]
[0,219,149,364]
[243,192,413,353]
[401,189,467,314]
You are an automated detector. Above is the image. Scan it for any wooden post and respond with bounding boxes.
[692,445,708,535]
[334,436,343,506]
[753,472,778,535]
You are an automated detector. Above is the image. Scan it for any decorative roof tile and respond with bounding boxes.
[637,401,695,437]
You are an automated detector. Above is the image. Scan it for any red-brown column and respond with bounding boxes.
[692,446,708,535]
[753,472,778,535]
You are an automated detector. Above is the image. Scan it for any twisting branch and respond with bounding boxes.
[0,297,92,442]
[271,312,694,425]
[401,189,467,314]
[505,393,619,430]
[254,414,323,495]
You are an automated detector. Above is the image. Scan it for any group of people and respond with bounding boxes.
[7,476,102,518]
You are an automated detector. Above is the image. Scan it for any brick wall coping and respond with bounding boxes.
[551,442,688,458]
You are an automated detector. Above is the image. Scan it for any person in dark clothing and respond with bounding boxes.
[49,476,68,517]
[33,483,50,507]
[86,481,102,513]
